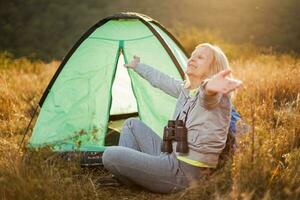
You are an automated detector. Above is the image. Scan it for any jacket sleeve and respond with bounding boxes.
[199,79,223,109]
[133,63,184,98]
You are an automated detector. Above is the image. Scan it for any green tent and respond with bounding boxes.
[28,12,188,152]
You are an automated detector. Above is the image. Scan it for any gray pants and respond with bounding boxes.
[102,118,210,193]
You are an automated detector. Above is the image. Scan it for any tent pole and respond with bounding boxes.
[18,105,39,152]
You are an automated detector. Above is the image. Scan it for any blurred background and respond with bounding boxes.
[1,0,299,60]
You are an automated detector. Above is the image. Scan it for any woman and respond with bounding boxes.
[101,43,242,193]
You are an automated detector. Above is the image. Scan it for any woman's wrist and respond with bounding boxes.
[202,79,217,96]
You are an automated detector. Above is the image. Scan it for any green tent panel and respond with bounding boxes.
[29,12,188,152]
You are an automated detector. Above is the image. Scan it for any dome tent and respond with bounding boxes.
[28,12,188,152]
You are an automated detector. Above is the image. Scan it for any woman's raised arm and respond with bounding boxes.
[124,55,184,98]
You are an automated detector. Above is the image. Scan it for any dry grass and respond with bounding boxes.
[0,39,299,199]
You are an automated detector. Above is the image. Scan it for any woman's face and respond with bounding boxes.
[186,46,214,79]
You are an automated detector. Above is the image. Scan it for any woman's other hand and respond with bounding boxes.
[205,69,243,95]
[124,55,140,69]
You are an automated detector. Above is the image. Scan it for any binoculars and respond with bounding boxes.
[161,120,189,154]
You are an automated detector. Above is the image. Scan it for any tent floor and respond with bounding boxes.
[105,117,139,146]
[105,127,121,146]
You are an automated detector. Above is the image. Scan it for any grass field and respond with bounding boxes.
[0,40,299,199]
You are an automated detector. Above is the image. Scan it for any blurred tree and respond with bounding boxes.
[0,0,299,60]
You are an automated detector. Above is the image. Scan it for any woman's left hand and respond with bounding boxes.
[205,69,243,95]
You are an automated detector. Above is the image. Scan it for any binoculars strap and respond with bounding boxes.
[176,100,195,126]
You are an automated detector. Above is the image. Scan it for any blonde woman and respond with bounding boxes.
[100,43,242,193]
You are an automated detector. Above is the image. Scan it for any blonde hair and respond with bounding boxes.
[197,43,231,78]
[185,43,236,98]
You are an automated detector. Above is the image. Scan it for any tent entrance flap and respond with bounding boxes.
[110,46,138,117]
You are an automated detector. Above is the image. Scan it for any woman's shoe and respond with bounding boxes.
[80,152,104,167]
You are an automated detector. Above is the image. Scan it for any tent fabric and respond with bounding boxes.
[29,13,188,152]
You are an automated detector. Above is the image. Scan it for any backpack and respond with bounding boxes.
[217,107,250,169]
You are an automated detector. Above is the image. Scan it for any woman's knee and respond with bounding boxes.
[121,118,141,138]
[123,117,141,129]
[102,146,123,170]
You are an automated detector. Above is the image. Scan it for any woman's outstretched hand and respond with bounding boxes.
[205,69,243,95]
[124,55,140,69]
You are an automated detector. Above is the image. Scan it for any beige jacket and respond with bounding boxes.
[133,63,232,167]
